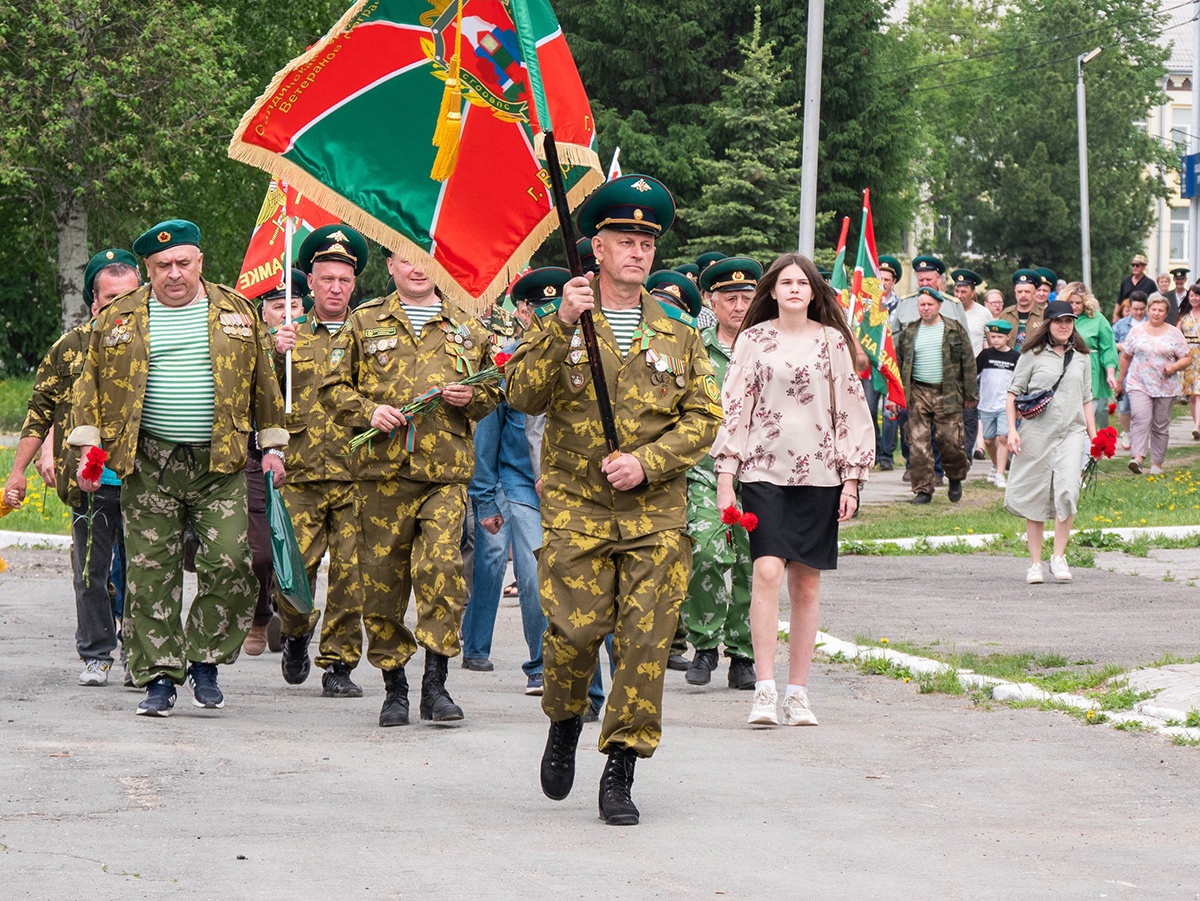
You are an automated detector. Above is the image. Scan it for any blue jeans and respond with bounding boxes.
[587,634,616,710]
[460,491,546,676]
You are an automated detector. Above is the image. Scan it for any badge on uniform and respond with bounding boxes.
[329,348,345,370]
[570,371,585,388]
[104,318,131,347]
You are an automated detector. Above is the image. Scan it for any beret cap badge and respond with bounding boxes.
[157,231,171,243]
[632,179,651,192]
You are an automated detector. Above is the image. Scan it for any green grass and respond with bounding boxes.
[0,377,34,432]
[844,445,1200,542]
[917,668,965,695]
[0,447,72,535]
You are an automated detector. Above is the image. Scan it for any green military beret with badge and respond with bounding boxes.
[916,286,943,301]
[985,319,1013,334]
[299,224,368,275]
[878,255,903,280]
[576,175,676,239]
[911,254,945,275]
[132,219,201,257]
[701,256,762,294]
[1034,267,1057,288]
[950,268,981,288]
[83,248,139,306]
[695,251,727,275]
[1012,268,1040,286]
[646,269,703,318]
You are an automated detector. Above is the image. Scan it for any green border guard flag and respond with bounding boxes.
[229,0,603,310]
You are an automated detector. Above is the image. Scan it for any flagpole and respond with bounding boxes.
[542,132,620,456]
[283,185,294,415]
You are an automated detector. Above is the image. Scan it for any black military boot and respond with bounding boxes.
[598,746,640,826]
[727,656,756,691]
[540,715,584,800]
[685,648,719,686]
[322,662,363,698]
[419,650,464,722]
[281,630,312,685]
[379,667,409,727]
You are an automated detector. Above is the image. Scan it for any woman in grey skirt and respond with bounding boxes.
[1004,301,1097,584]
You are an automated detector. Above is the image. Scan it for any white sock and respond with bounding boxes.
[755,679,776,694]
[785,684,807,700]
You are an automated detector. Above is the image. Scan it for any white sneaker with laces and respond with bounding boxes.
[1026,563,1044,585]
[781,692,819,726]
[747,686,779,726]
[1049,556,1072,581]
[994,474,1007,488]
[79,659,111,686]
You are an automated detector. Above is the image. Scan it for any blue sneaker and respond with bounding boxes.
[136,677,177,717]
[525,673,544,696]
[187,662,225,709]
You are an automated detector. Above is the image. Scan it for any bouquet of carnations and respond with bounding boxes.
[722,505,758,545]
[1082,426,1117,494]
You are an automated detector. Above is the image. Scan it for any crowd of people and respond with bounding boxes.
[3,172,1196,825]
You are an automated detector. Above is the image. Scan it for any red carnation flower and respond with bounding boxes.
[721,506,741,525]
[494,351,512,371]
[1107,401,1117,415]
[739,512,759,532]
[81,446,108,482]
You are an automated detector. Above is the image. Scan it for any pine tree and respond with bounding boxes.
[678,9,802,262]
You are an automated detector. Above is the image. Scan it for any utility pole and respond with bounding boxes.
[1077,46,1102,289]
[797,0,824,257]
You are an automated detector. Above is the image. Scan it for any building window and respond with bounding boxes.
[1171,105,1192,152]
[1170,207,1189,261]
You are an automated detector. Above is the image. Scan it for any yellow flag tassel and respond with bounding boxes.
[431,0,465,181]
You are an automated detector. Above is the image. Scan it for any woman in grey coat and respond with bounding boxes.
[1005,301,1097,585]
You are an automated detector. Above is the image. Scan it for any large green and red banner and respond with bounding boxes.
[229,0,602,308]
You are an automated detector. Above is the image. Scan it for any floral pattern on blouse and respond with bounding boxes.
[1124,323,1191,398]
[711,322,875,486]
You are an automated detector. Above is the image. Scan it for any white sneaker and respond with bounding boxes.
[1149,465,1164,476]
[994,474,1007,488]
[747,686,779,725]
[1026,563,1044,585]
[1049,556,1072,581]
[781,692,819,726]
[79,659,111,686]
[985,471,996,484]
[1121,434,1131,450]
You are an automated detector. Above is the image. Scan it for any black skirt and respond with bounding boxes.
[740,481,842,570]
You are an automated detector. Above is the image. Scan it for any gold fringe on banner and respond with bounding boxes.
[431,0,465,181]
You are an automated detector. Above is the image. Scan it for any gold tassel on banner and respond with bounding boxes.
[431,0,465,181]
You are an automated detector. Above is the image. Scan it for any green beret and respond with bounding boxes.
[701,256,762,294]
[576,175,675,239]
[511,267,571,306]
[878,255,903,280]
[83,249,139,307]
[132,219,200,257]
[675,262,700,283]
[260,268,311,304]
[1012,268,1040,286]
[300,225,368,275]
[646,269,703,317]
[1034,267,1057,288]
[912,254,945,275]
[1171,267,1190,279]
[950,268,981,288]
[916,286,943,301]
[695,251,727,273]
[576,237,598,275]
[985,319,1013,334]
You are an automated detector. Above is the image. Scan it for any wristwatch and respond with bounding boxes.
[265,448,285,460]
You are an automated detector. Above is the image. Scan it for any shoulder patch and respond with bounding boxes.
[655,299,696,328]
[536,298,562,319]
[702,373,721,404]
[329,347,345,371]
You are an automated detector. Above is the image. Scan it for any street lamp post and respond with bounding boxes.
[797,0,824,257]
[1077,46,1102,289]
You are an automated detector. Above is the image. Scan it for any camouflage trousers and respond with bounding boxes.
[906,382,970,495]
[682,479,753,659]
[357,477,467,670]
[276,479,364,670]
[122,436,254,687]
[540,527,692,758]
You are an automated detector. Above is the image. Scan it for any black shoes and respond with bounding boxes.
[281,630,313,685]
[540,715,584,800]
[461,656,494,672]
[910,492,932,505]
[420,651,464,722]
[666,653,690,672]
[878,457,894,471]
[948,479,963,502]
[728,656,756,690]
[322,662,363,698]
[379,667,410,727]
[598,746,640,826]
[187,662,224,709]
[685,648,719,685]
[136,676,177,717]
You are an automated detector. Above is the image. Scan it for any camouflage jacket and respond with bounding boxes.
[895,316,979,413]
[274,314,352,482]
[320,293,499,483]
[686,326,734,490]
[21,323,90,505]
[505,289,722,540]
[66,280,288,476]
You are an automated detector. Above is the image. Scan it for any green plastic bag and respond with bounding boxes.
[264,471,313,614]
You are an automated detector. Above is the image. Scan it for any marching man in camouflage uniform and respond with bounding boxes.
[681,257,761,691]
[69,219,288,717]
[321,247,498,728]
[271,227,368,698]
[506,175,721,826]
[4,249,141,686]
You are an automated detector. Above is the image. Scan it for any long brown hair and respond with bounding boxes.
[1022,316,1089,355]
[737,253,856,352]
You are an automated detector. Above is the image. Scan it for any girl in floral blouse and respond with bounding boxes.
[711,253,874,728]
